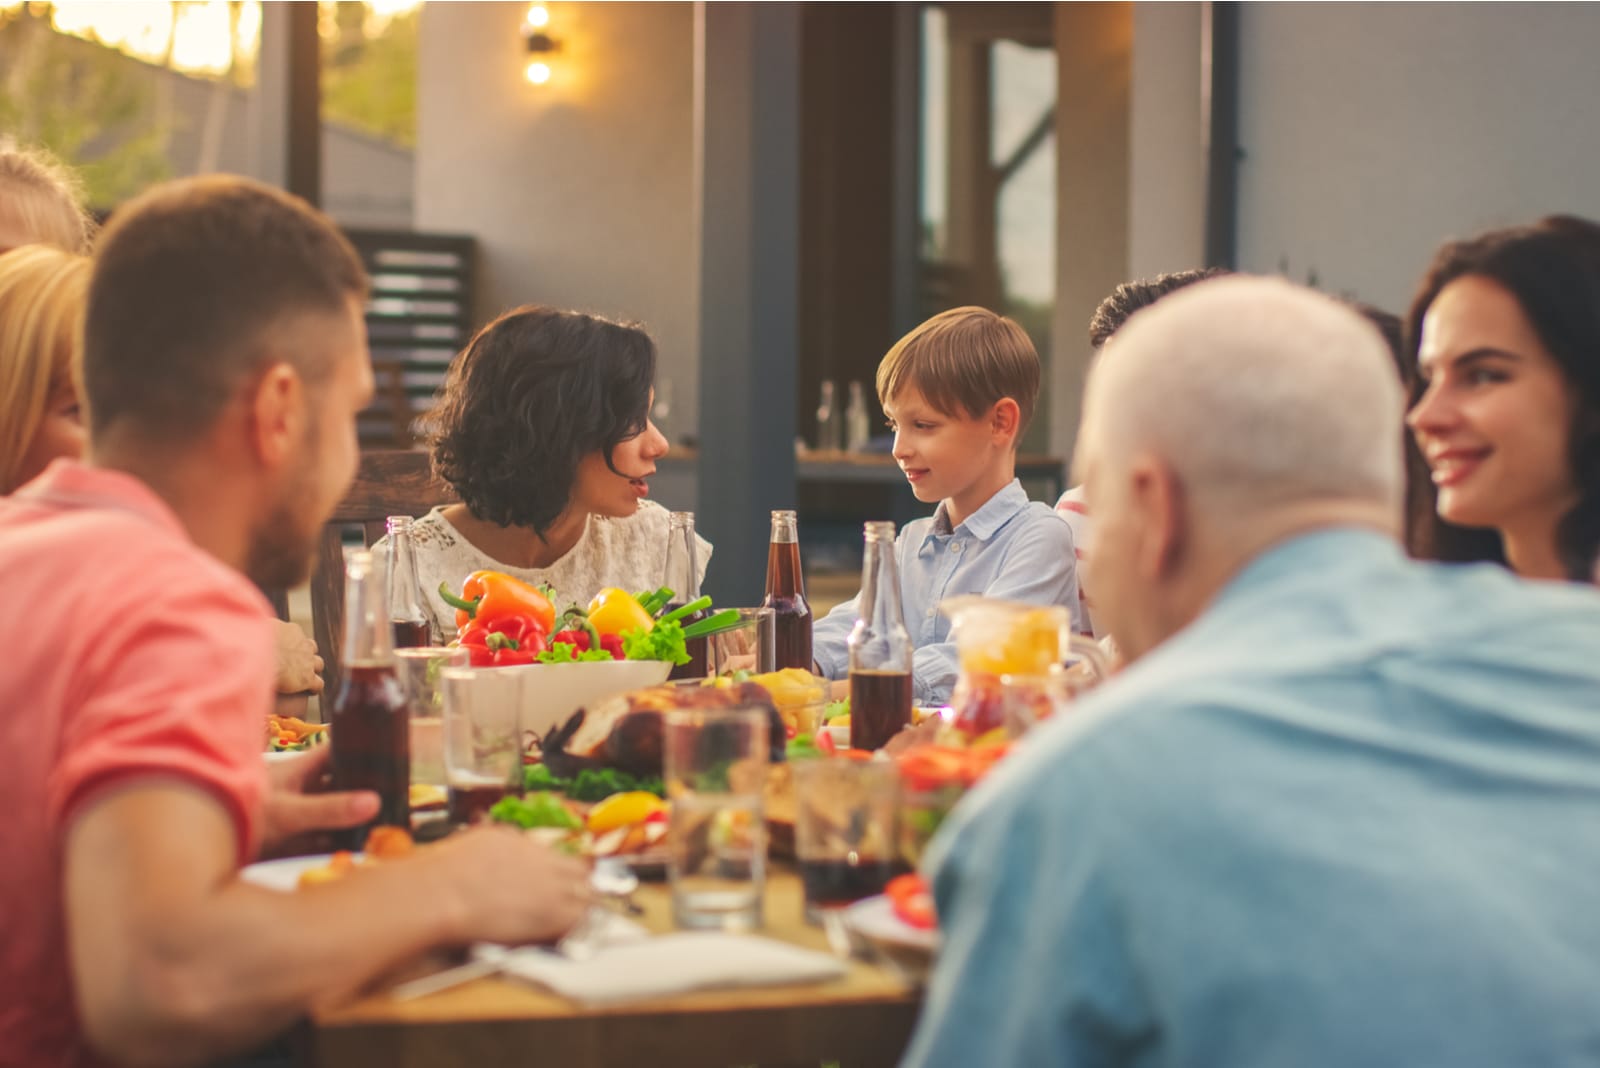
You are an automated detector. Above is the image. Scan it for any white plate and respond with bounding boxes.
[240,853,361,892]
[243,850,639,895]
[263,750,302,763]
[842,894,938,953]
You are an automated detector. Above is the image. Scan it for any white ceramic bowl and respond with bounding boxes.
[510,659,672,740]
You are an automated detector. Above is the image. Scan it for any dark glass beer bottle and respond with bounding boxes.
[663,511,710,679]
[848,521,913,750]
[385,515,431,649]
[762,509,813,671]
[330,549,411,849]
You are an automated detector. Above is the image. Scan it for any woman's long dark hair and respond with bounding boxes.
[1404,215,1600,580]
[428,305,656,537]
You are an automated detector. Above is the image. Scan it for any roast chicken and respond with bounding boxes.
[542,681,787,780]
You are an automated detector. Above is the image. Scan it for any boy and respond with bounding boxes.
[812,306,1081,705]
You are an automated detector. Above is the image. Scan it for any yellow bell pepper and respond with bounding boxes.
[587,791,667,834]
[586,587,656,637]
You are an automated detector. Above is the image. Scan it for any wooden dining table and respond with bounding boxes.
[301,868,924,1068]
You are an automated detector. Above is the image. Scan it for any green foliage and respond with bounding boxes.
[0,5,173,207]
[320,1,417,148]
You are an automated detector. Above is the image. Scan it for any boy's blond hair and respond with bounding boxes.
[0,245,91,492]
[876,306,1040,432]
[0,140,94,254]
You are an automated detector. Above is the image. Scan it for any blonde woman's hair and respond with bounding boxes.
[876,306,1041,432]
[0,139,94,254]
[0,246,91,492]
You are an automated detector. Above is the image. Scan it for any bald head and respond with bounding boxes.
[1083,276,1405,518]
[1074,277,1406,662]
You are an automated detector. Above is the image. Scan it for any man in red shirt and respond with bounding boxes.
[0,176,592,1067]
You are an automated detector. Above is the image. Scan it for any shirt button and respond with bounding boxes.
[951,541,964,554]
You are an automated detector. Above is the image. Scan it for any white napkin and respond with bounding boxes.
[485,930,849,1005]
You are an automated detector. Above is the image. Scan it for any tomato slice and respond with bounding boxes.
[896,746,969,791]
[886,873,936,929]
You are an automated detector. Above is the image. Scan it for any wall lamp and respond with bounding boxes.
[522,5,561,85]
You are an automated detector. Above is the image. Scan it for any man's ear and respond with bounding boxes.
[990,397,1021,444]
[249,362,305,467]
[1127,455,1186,581]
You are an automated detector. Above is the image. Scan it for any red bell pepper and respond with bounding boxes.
[459,612,546,667]
[551,628,591,651]
[598,634,625,660]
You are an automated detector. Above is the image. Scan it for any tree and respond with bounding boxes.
[0,4,175,207]
[320,1,417,148]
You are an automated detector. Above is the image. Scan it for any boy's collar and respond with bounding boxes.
[929,479,1029,541]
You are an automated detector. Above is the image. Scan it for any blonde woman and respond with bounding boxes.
[0,245,89,493]
[0,139,95,254]
[0,246,325,700]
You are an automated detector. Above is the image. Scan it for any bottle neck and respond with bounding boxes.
[385,517,426,621]
[859,528,905,629]
[344,551,395,667]
[664,514,701,600]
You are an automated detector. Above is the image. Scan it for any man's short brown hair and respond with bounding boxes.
[875,306,1040,431]
[83,175,367,443]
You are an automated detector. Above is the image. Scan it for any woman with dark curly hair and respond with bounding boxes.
[1406,214,1600,582]
[394,305,709,639]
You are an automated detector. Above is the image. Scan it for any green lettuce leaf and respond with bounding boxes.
[621,618,690,665]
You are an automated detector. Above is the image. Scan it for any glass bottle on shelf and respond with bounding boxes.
[386,515,431,649]
[663,511,710,679]
[762,509,813,671]
[845,381,871,453]
[329,549,411,849]
[815,379,842,454]
[847,521,913,750]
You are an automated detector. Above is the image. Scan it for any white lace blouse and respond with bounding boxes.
[380,500,713,643]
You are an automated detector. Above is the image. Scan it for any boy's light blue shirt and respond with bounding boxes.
[902,529,1600,1068]
[812,479,1080,705]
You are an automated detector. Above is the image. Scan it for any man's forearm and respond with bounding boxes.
[82,858,462,1067]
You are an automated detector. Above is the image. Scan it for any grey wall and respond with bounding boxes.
[1128,1,1204,280]
[1235,1,1600,312]
[414,0,699,440]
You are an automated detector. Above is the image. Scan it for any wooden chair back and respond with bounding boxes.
[300,449,456,698]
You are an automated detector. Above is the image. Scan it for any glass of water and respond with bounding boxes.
[441,666,526,827]
[665,704,770,930]
[396,646,469,796]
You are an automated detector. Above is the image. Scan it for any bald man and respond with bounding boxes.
[902,278,1600,1068]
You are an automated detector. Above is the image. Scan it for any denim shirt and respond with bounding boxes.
[812,479,1080,704]
[902,529,1600,1068]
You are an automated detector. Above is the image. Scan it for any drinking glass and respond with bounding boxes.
[441,666,526,826]
[396,646,469,794]
[794,757,902,924]
[708,606,776,676]
[665,705,769,930]
[998,673,1068,739]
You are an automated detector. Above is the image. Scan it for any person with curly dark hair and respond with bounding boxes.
[1407,214,1600,582]
[1057,267,1231,635]
[392,305,709,639]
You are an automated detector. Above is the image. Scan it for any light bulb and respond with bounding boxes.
[525,5,550,29]
[525,60,551,85]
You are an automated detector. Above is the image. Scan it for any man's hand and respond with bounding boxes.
[258,746,378,858]
[424,827,594,946]
[273,620,324,695]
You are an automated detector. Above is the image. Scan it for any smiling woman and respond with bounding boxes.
[1406,215,1600,582]
[382,305,712,640]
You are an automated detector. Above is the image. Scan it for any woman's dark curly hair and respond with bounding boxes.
[429,305,656,537]
[1404,214,1600,580]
